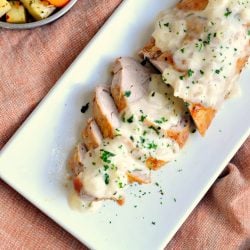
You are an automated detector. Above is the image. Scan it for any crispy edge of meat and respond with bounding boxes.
[176,0,209,11]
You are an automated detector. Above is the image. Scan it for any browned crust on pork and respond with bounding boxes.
[176,0,208,11]
[127,172,151,184]
[93,90,116,139]
[188,103,216,136]
[166,124,190,148]
[111,84,127,112]
[146,157,166,171]
[236,56,249,74]
[138,37,162,60]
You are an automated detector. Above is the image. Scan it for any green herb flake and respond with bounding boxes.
[100,149,116,163]
[149,126,160,135]
[195,42,203,51]
[187,69,194,77]
[155,117,168,124]
[224,8,232,17]
[104,173,110,185]
[104,165,109,171]
[147,142,157,150]
[127,115,134,123]
[140,136,146,144]
[140,115,147,122]
[124,90,131,97]
[121,112,126,123]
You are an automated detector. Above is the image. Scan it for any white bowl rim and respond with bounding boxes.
[0,0,78,29]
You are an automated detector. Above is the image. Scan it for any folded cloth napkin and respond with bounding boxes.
[0,0,249,249]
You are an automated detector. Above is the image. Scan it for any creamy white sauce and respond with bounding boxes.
[73,75,187,207]
[153,0,250,108]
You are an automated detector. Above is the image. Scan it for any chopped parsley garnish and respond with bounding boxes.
[203,33,212,45]
[180,48,185,53]
[115,128,122,136]
[179,75,184,80]
[248,30,250,36]
[215,69,221,74]
[149,126,160,135]
[224,8,232,17]
[140,136,146,144]
[140,115,147,122]
[104,173,110,185]
[100,150,116,163]
[124,91,131,97]
[164,22,169,27]
[147,142,157,150]
[104,165,109,171]
[155,117,168,124]
[127,115,134,123]
[187,69,194,77]
[118,182,123,188]
[195,42,203,51]
[200,70,204,75]
[152,221,156,225]
[121,112,126,122]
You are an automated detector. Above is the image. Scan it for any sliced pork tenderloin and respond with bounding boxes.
[93,85,120,138]
[82,118,103,150]
[111,57,151,112]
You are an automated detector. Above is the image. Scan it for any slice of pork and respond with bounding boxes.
[93,85,120,138]
[111,57,151,112]
[82,118,103,150]
[68,143,86,176]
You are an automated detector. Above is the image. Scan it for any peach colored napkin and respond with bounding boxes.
[0,0,249,249]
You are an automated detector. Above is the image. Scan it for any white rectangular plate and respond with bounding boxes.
[0,1,250,249]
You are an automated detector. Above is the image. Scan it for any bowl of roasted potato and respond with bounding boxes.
[0,0,77,29]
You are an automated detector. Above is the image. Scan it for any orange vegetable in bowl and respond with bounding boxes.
[47,0,69,7]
